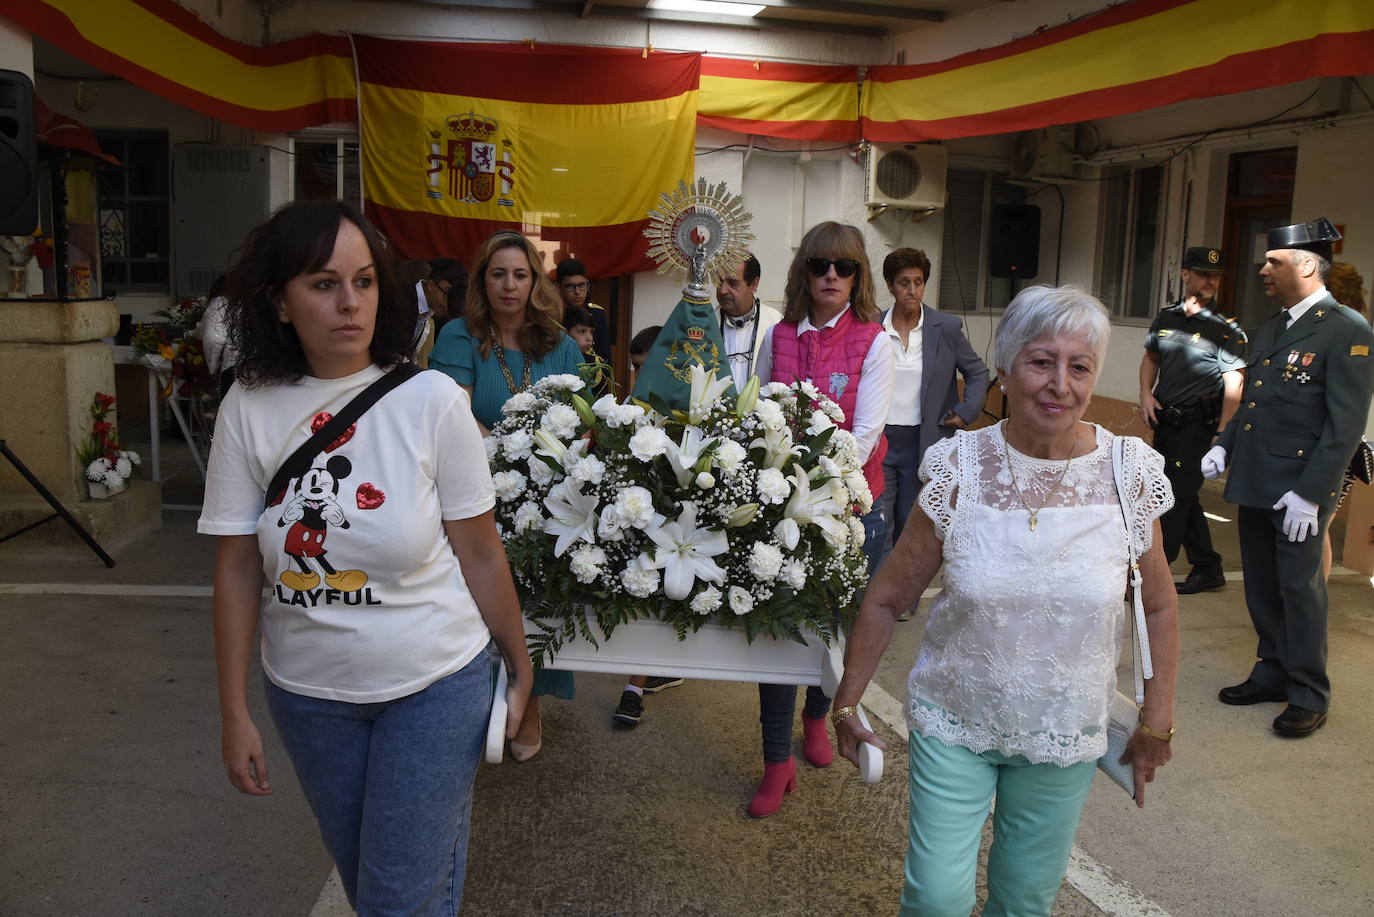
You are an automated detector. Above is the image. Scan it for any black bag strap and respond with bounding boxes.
[264,363,423,509]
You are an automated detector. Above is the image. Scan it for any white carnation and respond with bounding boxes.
[829,429,860,464]
[846,470,873,512]
[714,439,747,473]
[798,380,823,402]
[502,391,537,415]
[608,402,646,429]
[597,506,626,541]
[527,456,556,486]
[752,399,787,431]
[691,586,723,615]
[728,585,754,616]
[591,393,618,418]
[569,454,606,486]
[569,544,608,584]
[756,467,790,505]
[540,373,586,392]
[760,382,792,398]
[541,403,580,439]
[483,436,499,462]
[629,426,670,461]
[613,486,656,529]
[620,553,661,598]
[774,517,801,551]
[747,542,784,581]
[819,396,845,422]
[513,501,545,532]
[821,519,850,551]
[806,410,835,437]
[501,429,534,461]
[491,469,528,502]
[781,559,807,591]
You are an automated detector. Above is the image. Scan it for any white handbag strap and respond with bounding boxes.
[1112,436,1154,705]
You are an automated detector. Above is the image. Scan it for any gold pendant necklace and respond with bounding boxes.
[1002,425,1082,532]
[490,326,532,395]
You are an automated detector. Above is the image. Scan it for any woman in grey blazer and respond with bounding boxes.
[876,249,990,569]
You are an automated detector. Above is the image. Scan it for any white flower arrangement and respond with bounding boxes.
[85,450,142,489]
[488,364,872,663]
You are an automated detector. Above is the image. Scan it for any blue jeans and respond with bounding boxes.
[265,644,497,916]
[901,730,1095,917]
[758,684,832,762]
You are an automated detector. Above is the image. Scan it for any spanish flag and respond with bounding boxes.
[355,37,699,279]
[11,0,355,131]
[863,0,1374,142]
[699,58,859,142]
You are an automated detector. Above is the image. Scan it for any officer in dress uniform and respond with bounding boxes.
[1138,247,1247,594]
[1204,218,1374,738]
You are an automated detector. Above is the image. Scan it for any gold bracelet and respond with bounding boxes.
[832,705,858,728]
[1136,713,1175,742]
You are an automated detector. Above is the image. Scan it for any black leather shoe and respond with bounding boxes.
[1273,705,1327,737]
[1177,568,1226,594]
[1218,680,1287,705]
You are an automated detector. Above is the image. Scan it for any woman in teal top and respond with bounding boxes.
[430,230,583,761]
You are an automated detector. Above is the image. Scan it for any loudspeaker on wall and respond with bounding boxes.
[0,69,38,237]
[989,203,1040,279]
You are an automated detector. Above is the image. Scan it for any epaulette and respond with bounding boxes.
[587,301,606,311]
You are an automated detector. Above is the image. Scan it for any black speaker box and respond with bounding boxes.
[989,203,1040,279]
[0,69,38,237]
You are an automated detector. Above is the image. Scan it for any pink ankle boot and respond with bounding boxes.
[748,757,798,818]
[802,713,834,767]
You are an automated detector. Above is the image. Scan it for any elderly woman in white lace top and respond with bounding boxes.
[832,285,1179,917]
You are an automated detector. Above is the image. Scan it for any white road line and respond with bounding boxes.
[0,583,214,597]
[310,869,350,917]
[860,671,1170,917]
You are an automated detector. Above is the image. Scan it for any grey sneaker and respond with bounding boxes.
[613,690,643,726]
[641,676,685,694]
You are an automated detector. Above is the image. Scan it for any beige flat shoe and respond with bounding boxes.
[510,713,542,763]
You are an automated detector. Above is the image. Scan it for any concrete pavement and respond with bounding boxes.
[2,477,1373,916]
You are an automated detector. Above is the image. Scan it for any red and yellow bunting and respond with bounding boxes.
[11,0,356,131]
[699,58,859,142]
[863,0,1374,141]
[355,38,698,278]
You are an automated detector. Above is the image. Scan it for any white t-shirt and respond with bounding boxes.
[198,365,496,703]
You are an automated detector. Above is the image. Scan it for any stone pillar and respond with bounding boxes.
[0,300,160,551]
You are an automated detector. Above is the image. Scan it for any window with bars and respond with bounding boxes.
[291,137,361,206]
[938,169,1028,312]
[1097,163,1166,320]
[94,130,171,293]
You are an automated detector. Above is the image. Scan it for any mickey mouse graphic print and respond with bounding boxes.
[199,364,497,703]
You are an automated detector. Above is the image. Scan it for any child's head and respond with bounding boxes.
[563,305,596,353]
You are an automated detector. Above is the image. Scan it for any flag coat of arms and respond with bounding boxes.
[355,37,699,279]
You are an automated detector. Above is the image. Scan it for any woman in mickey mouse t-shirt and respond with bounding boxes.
[199,200,533,916]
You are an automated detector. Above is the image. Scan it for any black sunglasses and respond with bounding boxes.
[806,257,860,278]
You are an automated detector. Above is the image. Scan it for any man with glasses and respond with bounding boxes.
[714,253,781,391]
[556,258,611,361]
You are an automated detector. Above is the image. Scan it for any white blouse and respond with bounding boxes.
[907,422,1172,765]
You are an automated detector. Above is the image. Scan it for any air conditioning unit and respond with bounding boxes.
[865,142,947,212]
[1010,126,1075,180]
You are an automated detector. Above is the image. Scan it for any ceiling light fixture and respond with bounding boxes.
[647,0,766,17]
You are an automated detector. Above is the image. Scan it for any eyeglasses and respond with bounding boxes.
[560,281,589,293]
[805,257,860,278]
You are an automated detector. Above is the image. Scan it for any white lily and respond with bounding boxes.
[645,502,729,600]
[533,428,568,464]
[783,461,843,525]
[687,363,735,425]
[542,479,600,557]
[750,425,800,469]
[664,426,715,487]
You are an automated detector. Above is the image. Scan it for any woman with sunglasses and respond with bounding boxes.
[431,230,585,762]
[748,221,895,816]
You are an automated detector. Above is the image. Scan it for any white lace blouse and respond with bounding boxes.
[906,421,1172,766]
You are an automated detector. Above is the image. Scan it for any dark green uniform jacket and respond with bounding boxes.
[1217,294,1374,512]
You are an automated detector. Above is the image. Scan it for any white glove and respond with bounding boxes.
[1273,491,1319,543]
[1201,445,1227,479]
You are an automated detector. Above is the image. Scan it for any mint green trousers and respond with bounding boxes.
[900,731,1096,917]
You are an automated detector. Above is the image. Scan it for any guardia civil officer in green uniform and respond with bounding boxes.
[1203,218,1374,737]
[1138,246,1246,595]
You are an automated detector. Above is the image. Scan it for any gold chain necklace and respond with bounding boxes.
[1002,424,1082,532]
[490,326,532,395]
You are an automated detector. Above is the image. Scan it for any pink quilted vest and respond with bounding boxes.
[771,308,887,500]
